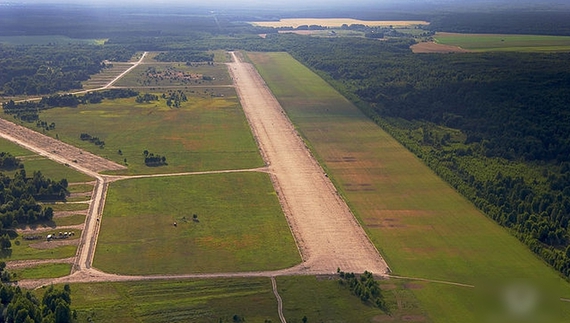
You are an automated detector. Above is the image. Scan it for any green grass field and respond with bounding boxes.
[0,137,92,182]
[63,275,425,323]
[21,88,263,175]
[66,278,279,323]
[93,172,300,274]
[248,51,570,322]
[434,32,570,51]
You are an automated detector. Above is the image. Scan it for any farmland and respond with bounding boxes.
[248,51,570,321]
[433,32,570,51]
[250,18,428,28]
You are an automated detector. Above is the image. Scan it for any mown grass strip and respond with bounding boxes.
[248,51,570,322]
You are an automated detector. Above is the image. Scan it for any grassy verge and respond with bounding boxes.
[94,172,300,274]
[12,263,71,280]
[434,32,570,51]
[248,52,570,321]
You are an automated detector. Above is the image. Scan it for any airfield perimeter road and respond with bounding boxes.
[227,52,389,275]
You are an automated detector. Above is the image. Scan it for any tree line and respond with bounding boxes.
[2,89,139,122]
[0,168,67,228]
[0,283,73,323]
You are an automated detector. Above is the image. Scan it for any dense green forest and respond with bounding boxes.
[277,35,570,278]
[0,166,68,228]
[0,44,135,96]
[0,283,73,323]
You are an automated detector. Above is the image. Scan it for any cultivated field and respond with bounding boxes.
[248,52,570,322]
[433,32,570,51]
[251,18,428,28]
[94,173,300,274]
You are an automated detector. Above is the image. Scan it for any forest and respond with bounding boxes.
[0,44,135,96]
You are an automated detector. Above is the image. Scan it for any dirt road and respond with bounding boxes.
[228,52,389,275]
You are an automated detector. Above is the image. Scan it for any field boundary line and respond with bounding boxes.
[388,274,475,288]
[271,277,287,323]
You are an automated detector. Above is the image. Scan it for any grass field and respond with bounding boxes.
[66,278,279,323]
[248,52,570,322]
[434,32,570,51]
[12,263,71,280]
[93,172,300,274]
[250,18,428,28]
[63,275,426,323]
[277,276,428,322]
[0,35,102,45]
[20,88,263,175]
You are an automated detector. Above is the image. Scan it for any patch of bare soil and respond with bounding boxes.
[411,42,469,53]
[30,239,79,250]
[54,210,88,218]
[6,257,75,270]
[404,282,424,290]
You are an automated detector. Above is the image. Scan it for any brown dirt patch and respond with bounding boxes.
[31,239,79,250]
[401,315,426,322]
[404,282,424,290]
[372,315,395,322]
[411,42,469,53]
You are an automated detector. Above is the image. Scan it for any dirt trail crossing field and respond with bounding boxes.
[228,52,389,275]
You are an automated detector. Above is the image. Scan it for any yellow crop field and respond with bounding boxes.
[250,18,429,28]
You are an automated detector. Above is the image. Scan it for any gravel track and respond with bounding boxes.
[227,52,389,275]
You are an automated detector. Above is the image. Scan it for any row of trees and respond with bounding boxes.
[143,150,167,167]
[135,93,159,103]
[79,133,105,148]
[338,270,386,310]
[2,89,139,122]
[0,168,67,228]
